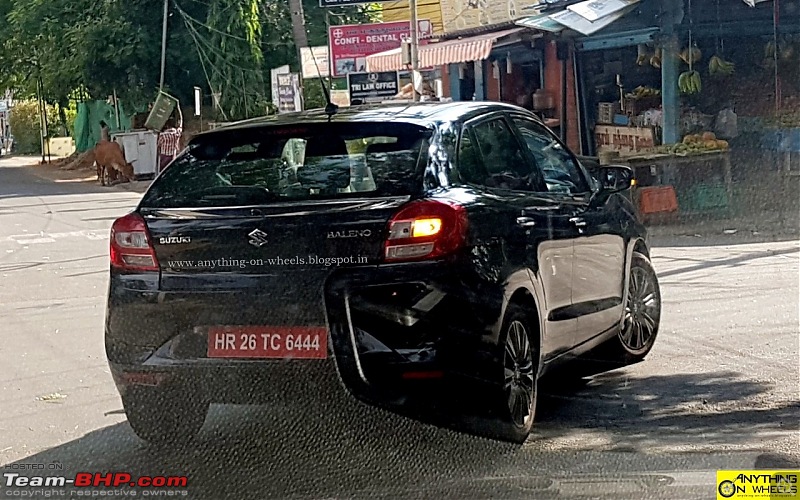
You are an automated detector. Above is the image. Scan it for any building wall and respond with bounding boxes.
[382,0,445,35]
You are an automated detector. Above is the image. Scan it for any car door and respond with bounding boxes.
[510,115,626,344]
[458,114,581,358]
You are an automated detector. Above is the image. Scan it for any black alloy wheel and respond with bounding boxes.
[493,303,539,443]
[618,252,661,360]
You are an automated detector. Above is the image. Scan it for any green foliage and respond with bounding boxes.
[0,0,383,124]
[8,100,58,154]
[205,0,267,121]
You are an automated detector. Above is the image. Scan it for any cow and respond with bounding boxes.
[95,140,135,186]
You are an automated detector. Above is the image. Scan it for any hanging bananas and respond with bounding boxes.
[709,55,735,76]
[679,71,702,95]
[636,44,649,66]
[680,46,702,65]
[650,47,662,68]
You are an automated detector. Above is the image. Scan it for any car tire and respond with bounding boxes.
[490,303,539,444]
[612,251,661,363]
[123,387,209,446]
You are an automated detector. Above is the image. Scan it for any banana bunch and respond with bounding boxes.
[709,56,735,76]
[678,71,702,95]
[636,44,650,66]
[650,47,663,68]
[629,86,661,98]
[680,46,702,65]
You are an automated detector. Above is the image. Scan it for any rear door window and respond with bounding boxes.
[141,123,431,208]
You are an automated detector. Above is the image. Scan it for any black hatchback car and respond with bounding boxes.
[106,102,661,444]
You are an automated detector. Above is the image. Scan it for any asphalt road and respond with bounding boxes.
[1,157,798,499]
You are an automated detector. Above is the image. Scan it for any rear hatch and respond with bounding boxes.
[137,121,432,325]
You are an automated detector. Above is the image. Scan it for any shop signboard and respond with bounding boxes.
[301,46,330,79]
[328,20,432,78]
[277,73,301,113]
[595,125,656,156]
[271,65,291,108]
[348,72,399,103]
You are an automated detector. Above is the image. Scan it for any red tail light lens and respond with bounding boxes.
[110,213,159,271]
[384,200,468,263]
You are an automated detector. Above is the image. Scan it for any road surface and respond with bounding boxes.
[1,157,798,499]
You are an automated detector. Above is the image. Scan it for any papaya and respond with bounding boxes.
[704,140,718,149]
[716,139,729,149]
[683,135,694,144]
[702,131,716,141]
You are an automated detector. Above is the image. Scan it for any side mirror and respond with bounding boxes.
[598,165,634,193]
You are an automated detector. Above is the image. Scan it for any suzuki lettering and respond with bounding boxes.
[159,236,191,245]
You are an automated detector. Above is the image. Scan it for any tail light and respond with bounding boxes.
[110,213,159,271]
[384,200,468,263]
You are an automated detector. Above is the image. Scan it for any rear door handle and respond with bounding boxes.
[516,217,537,228]
[570,217,587,227]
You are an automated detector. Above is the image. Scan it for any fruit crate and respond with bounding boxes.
[678,183,728,212]
[624,96,661,116]
[597,102,620,124]
[637,185,679,215]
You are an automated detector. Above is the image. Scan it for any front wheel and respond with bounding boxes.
[615,252,661,362]
[123,387,209,446]
[490,303,539,444]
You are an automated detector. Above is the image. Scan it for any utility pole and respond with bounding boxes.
[409,0,419,102]
[288,0,307,110]
[159,0,169,90]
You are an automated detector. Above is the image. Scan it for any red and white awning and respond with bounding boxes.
[366,28,528,72]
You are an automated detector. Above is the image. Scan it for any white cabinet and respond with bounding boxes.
[112,130,158,177]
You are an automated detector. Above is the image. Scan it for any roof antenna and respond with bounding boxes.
[309,47,338,119]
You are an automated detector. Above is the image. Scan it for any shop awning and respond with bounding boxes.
[366,27,528,72]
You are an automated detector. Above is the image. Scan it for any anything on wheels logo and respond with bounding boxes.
[716,470,799,499]
[4,471,189,496]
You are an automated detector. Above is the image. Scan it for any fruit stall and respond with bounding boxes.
[576,0,799,220]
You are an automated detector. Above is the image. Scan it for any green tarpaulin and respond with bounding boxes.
[74,100,135,152]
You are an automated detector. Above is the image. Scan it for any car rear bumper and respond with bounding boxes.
[106,258,508,404]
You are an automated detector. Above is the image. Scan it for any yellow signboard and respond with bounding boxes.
[438,0,543,33]
[382,0,445,34]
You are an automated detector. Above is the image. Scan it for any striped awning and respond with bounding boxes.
[366,27,528,72]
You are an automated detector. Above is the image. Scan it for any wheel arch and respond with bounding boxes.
[505,287,543,358]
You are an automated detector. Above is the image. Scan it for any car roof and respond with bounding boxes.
[197,101,542,137]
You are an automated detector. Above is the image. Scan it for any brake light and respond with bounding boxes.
[384,200,468,262]
[110,213,159,271]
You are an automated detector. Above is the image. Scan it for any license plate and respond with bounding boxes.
[207,326,328,359]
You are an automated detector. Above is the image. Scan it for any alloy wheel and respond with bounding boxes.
[621,266,660,351]
[503,320,536,428]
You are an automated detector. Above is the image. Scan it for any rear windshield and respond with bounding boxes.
[141,122,431,208]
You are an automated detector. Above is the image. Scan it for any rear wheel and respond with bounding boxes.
[615,252,661,362]
[491,303,539,443]
[122,387,209,446]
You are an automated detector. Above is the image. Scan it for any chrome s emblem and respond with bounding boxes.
[327,229,372,239]
[159,236,191,245]
[247,229,269,248]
